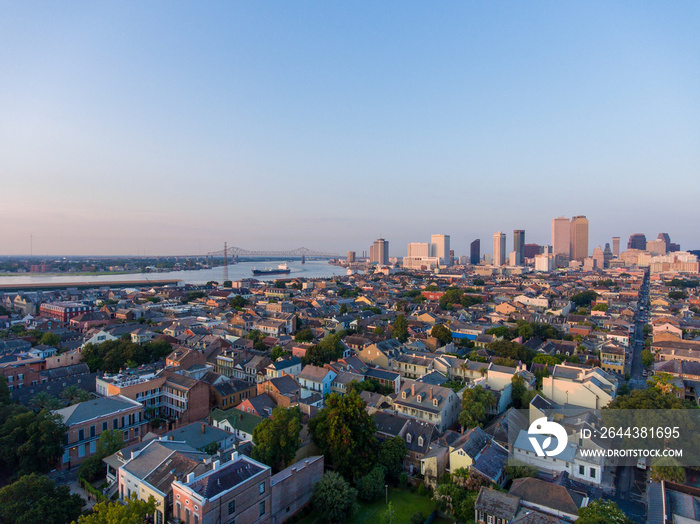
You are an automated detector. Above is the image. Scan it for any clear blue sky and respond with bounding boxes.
[1,2,699,256]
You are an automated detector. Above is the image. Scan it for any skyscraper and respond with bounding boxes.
[627,234,646,251]
[407,243,430,258]
[612,237,620,257]
[470,239,481,265]
[430,234,451,267]
[347,251,356,263]
[570,216,589,262]
[551,217,570,256]
[493,232,506,266]
[370,238,389,265]
[513,230,525,266]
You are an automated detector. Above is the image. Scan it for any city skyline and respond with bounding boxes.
[2,2,699,256]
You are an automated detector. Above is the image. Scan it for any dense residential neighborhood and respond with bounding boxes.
[0,251,699,524]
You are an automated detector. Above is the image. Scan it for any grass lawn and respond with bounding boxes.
[349,488,435,524]
[296,488,436,524]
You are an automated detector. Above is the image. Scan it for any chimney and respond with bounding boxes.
[430,387,433,401]
[186,472,195,483]
[169,435,174,440]
[201,423,206,434]
[212,460,220,470]
[231,451,239,462]
[411,384,415,396]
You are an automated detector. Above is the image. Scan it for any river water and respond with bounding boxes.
[0,260,351,287]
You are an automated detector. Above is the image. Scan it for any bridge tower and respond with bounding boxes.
[301,254,305,264]
[222,242,229,283]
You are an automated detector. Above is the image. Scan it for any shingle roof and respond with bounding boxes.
[190,457,267,499]
[509,477,580,516]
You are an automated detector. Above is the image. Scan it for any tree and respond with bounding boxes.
[488,340,534,364]
[308,392,378,479]
[377,436,407,481]
[459,386,495,428]
[76,495,157,523]
[294,328,314,342]
[668,290,688,301]
[311,471,359,524]
[592,303,609,312]
[357,465,386,501]
[223,280,232,288]
[0,474,84,524]
[302,333,345,366]
[641,349,654,368]
[78,429,124,482]
[270,346,289,361]
[339,303,349,315]
[510,374,527,409]
[570,290,598,308]
[0,376,11,406]
[577,499,631,524]
[229,295,248,309]
[60,385,92,405]
[650,456,686,483]
[0,406,66,477]
[39,332,61,347]
[251,407,302,471]
[431,324,452,346]
[392,314,409,343]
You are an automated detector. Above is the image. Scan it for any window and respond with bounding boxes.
[228,500,235,514]
[123,430,129,441]
[63,449,70,464]
[259,501,265,517]
[102,421,108,432]
[78,429,85,441]
[185,508,190,524]
[113,418,118,430]
[78,444,85,458]
[90,425,96,438]
[175,503,181,519]
[259,482,265,494]
[579,465,585,475]
[590,468,596,478]
[90,440,96,454]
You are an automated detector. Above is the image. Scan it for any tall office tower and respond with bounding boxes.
[627,234,646,251]
[430,234,451,267]
[552,217,571,256]
[347,251,356,263]
[523,244,542,259]
[493,232,506,266]
[370,238,389,265]
[513,230,525,266]
[408,242,431,258]
[658,233,671,246]
[612,237,620,257]
[470,239,481,265]
[569,216,589,262]
[603,243,613,268]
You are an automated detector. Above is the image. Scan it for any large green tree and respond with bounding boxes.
[431,324,452,346]
[459,386,496,429]
[311,471,359,524]
[302,332,346,366]
[377,436,407,481]
[0,406,66,477]
[252,407,302,471]
[650,456,686,484]
[391,314,409,343]
[0,474,84,524]
[76,495,157,523]
[577,499,631,524]
[308,392,378,479]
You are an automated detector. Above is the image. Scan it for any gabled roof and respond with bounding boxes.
[509,477,580,516]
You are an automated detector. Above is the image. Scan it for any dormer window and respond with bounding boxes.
[406,433,412,444]
[401,391,406,399]
[418,436,423,447]
[417,394,421,403]
[433,398,438,407]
